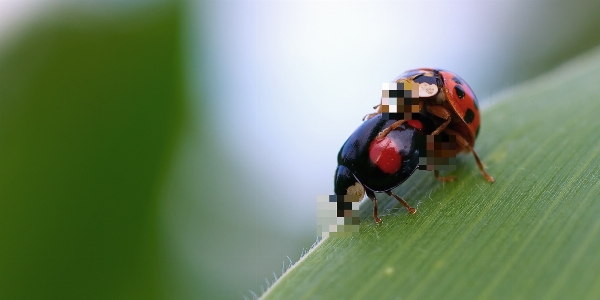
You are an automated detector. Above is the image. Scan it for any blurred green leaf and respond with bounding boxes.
[0,3,184,300]
[262,46,600,300]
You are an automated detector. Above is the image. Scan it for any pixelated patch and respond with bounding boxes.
[418,134,458,171]
[316,195,360,237]
[382,112,420,121]
[381,81,421,117]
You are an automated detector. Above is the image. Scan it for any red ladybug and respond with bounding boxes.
[368,68,494,183]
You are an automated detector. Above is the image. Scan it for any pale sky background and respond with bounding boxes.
[0,1,53,41]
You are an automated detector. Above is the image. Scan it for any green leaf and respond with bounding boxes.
[261,46,600,300]
[0,3,184,300]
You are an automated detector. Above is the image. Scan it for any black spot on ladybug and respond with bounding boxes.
[454,85,465,99]
[464,108,475,124]
[452,77,462,85]
[476,125,481,137]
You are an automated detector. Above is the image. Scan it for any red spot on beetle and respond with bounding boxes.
[369,137,402,174]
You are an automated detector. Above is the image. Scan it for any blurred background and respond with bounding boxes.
[1,0,600,299]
